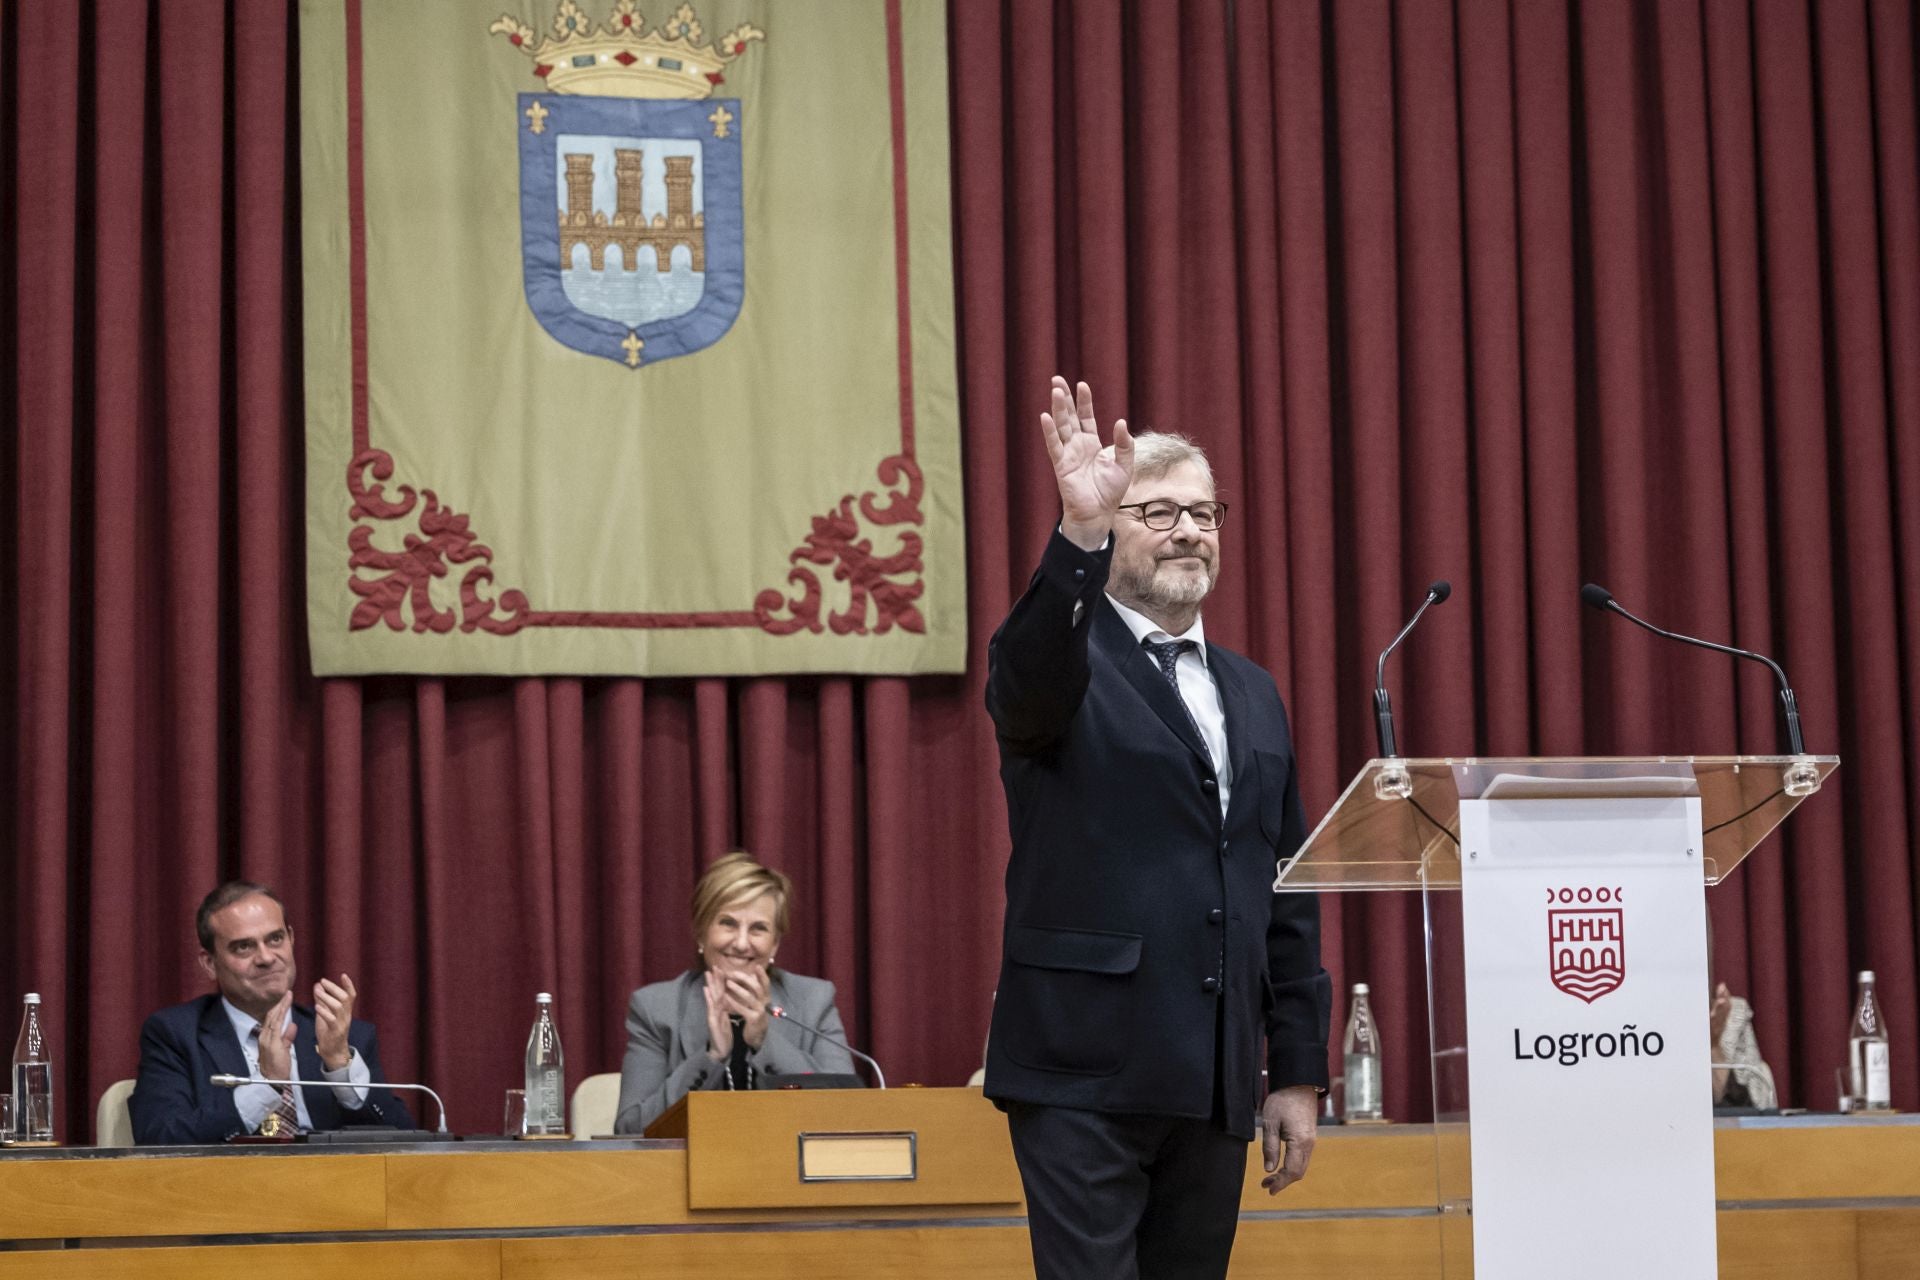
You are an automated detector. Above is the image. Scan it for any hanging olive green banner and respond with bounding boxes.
[301,0,964,674]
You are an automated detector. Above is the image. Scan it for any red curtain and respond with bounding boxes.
[4,0,1916,1140]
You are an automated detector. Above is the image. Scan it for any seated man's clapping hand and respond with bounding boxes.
[257,992,296,1082]
[314,974,358,1071]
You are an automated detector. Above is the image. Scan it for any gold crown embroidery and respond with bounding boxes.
[491,1,765,100]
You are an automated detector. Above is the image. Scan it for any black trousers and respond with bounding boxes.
[1005,1102,1249,1280]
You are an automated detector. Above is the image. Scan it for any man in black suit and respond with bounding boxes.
[130,881,412,1144]
[984,378,1331,1278]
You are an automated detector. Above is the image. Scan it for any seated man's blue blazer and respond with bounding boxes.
[129,993,414,1145]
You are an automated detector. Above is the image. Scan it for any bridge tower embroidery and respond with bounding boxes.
[559,148,706,273]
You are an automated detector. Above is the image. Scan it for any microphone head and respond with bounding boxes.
[1427,580,1452,604]
[1580,583,1615,611]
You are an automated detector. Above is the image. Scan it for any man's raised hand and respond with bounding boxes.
[1041,376,1133,551]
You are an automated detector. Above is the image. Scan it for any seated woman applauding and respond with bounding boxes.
[614,852,855,1133]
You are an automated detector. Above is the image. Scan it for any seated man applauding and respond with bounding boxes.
[130,881,412,1144]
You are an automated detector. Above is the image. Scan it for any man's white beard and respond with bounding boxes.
[1114,555,1216,614]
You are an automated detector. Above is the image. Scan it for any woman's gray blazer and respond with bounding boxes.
[613,968,856,1134]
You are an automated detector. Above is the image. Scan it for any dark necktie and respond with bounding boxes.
[1141,637,1211,762]
[726,1013,752,1091]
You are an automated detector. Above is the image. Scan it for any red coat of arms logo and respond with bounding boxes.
[1547,886,1624,1003]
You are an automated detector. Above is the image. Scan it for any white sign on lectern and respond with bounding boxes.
[1459,787,1716,1277]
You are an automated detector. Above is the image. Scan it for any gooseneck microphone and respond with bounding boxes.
[1579,583,1807,755]
[769,1006,888,1090]
[1374,580,1453,758]
[211,1072,450,1133]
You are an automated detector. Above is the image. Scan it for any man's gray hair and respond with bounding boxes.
[1128,431,1214,490]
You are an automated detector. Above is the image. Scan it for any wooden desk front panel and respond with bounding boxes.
[0,1152,385,1239]
[1718,1125,1920,1200]
[1237,1126,1438,1211]
[683,1087,1023,1209]
[3,1122,1917,1280]
[9,1213,1905,1279]
[0,1241,498,1280]
[382,1147,1011,1230]
[384,1149,690,1230]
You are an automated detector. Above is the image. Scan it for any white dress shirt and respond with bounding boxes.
[1105,594,1232,820]
[222,997,370,1132]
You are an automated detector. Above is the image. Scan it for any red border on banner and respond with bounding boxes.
[346,0,370,458]
[340,0,925,638]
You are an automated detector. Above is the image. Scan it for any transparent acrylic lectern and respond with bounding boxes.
[1276,754,1838,1280]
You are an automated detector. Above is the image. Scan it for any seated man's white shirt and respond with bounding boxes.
[222,997,370,1132]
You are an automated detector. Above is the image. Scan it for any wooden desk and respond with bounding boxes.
[1,1099,1915,1278]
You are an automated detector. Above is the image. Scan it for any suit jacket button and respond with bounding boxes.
[1208,908,1224,924]
[1201,778,1217,793]
[1202,977,1220,994]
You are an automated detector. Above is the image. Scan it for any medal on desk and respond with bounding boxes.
[230,1109,300,1144]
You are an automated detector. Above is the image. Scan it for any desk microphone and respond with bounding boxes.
[1579,583,1807,755]
[769,1007,888,1090]
[1374,580,1452,759]
[1580,582,1820,796]
[211,1073,450,1133]
[1367,580,1452,803]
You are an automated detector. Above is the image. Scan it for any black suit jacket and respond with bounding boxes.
[983,532,1331,1139]
[129,993,414,1144]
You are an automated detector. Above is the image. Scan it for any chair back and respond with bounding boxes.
[95,1079,137,1147]
[570,1071,622,1138]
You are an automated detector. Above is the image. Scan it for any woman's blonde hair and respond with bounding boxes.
[691,851,792,953]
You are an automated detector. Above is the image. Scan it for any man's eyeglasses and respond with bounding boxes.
[1117,500,1229,532]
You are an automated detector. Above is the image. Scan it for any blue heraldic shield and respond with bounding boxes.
[518,94,745,368]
